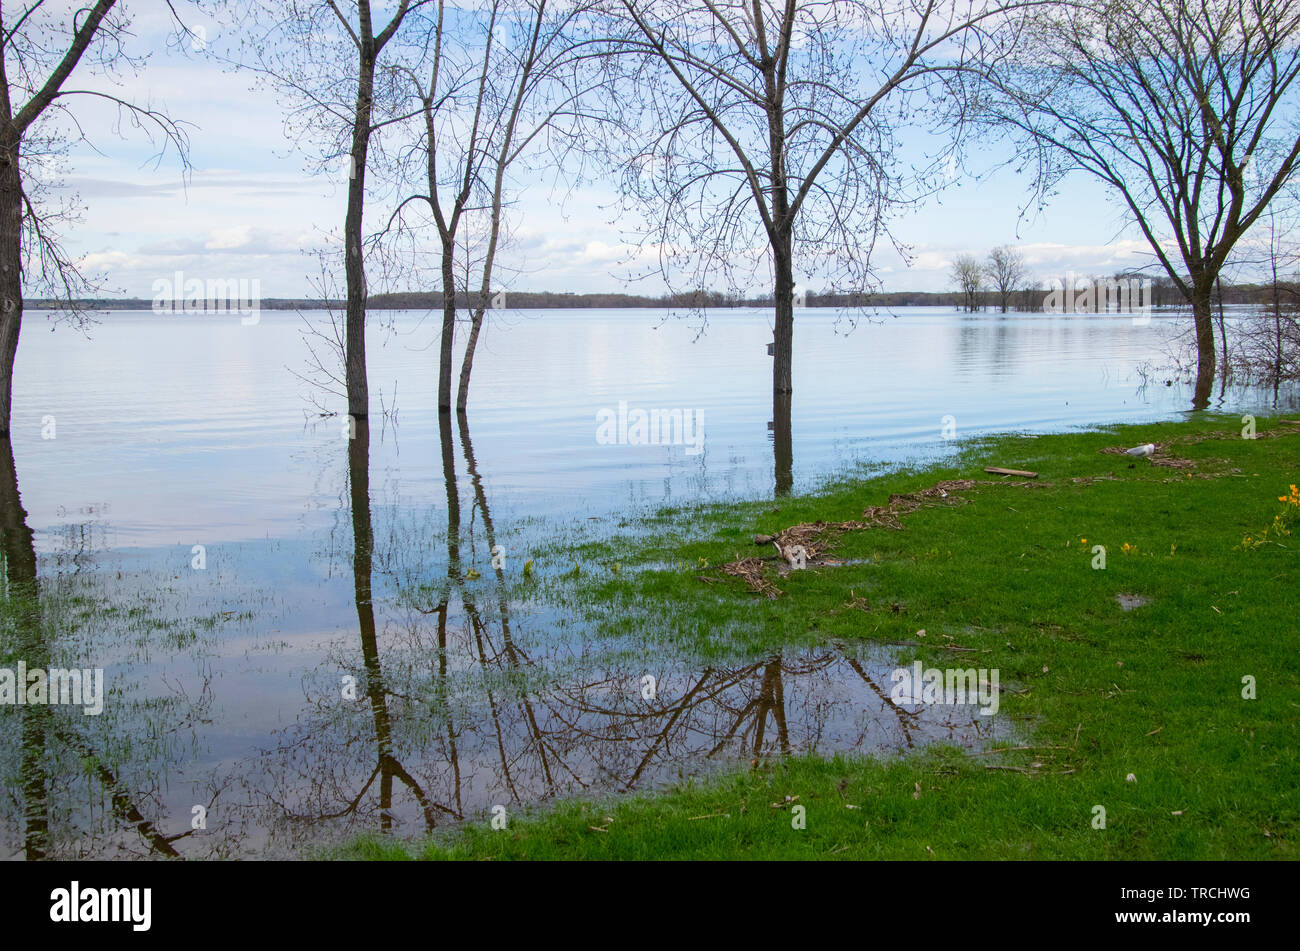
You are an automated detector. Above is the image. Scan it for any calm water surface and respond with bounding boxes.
[1,306,1290,857]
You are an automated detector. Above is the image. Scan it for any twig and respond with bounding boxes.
[971,745,1068,756]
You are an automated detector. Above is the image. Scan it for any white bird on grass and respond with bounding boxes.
[1126,443,1157,458]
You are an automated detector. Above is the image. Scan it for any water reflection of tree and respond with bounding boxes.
[0,437,48,857]
[0,438,185,859]
[347,417,446,832]
[237,413,997,843]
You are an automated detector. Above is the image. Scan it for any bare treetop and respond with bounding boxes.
[608,0,1031,303]
[3,0,191,309]
[991,0,1300,404]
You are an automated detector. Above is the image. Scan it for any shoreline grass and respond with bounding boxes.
[331,413,1298,860]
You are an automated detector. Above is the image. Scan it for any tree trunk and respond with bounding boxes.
[457,152,508,414]
[1190,278,1216,410]
[438,242,456,413]
[772,236,794,396]
[1215,276,1229,400]
[1215,275,1228,369]
[773,389,792,497]
[771,233,795,495]
[0,132,23,438]
[344,52,376,422]
[1272,250,1283,388]
[456,310,484,413]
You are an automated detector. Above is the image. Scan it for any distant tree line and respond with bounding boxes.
[25,277,1298,313]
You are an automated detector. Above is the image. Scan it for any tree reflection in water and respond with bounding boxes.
[226,412,1001,851]
[1,438,198,860]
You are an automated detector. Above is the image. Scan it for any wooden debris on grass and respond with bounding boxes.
[1172,426,1300,443]
[1070,473,1121,484]
[757,519,866,560]
[1162,469,1241,482]
[719,557,783,598]
[1098,424,1300,471]
[1100,443,1196,468]
[708,477,1042,598]
[844,590,872,612]
[984,466,1038,478]
[859,478,990,529]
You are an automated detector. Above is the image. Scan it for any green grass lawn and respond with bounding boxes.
[335,413,1298,860]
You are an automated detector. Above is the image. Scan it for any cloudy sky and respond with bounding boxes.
[39,3,1176,301]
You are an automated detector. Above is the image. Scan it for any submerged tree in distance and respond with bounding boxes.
[951,253,985,311]
[987,245,1025,312]
[0,0,190,436]
[992,0,1300,408]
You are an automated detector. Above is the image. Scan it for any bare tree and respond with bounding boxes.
[993,0,1300,408]
[0,0,190,436]
[987,244,1025,312]
[381,0,600,413]
[453,1,603,413]
[607,1,1033,425]
[236,0,433,424]
[951,253,985,311]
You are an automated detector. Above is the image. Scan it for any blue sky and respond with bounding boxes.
[40,4,1175,301]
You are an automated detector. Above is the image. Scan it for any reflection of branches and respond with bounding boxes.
[2,438,187,859]
[244,604,999,846]
[842,654,921,749]
[456,410,557,802]
[228,413,999,848]
[48,724,179,859]
[1,438,46,859]
[625,667,715,787]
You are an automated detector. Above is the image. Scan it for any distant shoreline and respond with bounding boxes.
[22,291,987,311]
[23,280,1280,312]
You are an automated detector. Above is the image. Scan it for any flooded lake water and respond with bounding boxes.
[1,306,1291,858]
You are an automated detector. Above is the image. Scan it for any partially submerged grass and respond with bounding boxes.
[333,413,1298,860]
